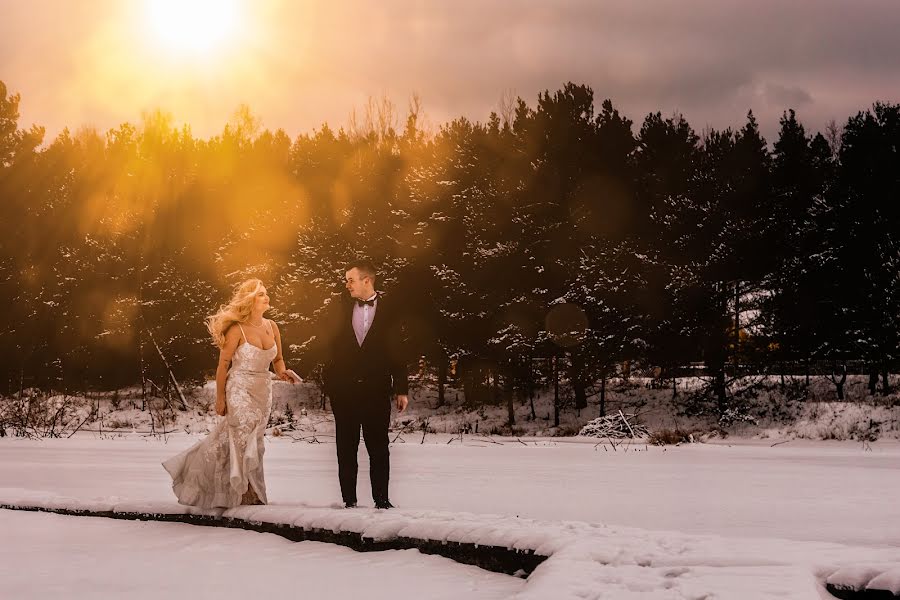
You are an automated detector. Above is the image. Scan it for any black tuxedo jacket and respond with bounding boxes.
[321,293,409,403]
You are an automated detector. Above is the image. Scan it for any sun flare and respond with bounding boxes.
[146,0,240,55]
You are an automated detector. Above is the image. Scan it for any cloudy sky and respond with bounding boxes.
[2,0,899,142]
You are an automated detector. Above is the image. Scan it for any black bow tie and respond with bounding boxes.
[356,298,376,307]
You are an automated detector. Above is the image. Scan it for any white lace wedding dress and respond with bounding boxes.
[163,337,275,508]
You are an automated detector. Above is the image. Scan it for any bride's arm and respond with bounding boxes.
[270,320,288,378]
[215,326,241,415]
[271,321,300,383]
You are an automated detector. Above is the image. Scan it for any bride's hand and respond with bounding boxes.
[280,369,302,384]
[215,397,227,416]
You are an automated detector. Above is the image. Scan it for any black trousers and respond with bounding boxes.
[332,393,391,505]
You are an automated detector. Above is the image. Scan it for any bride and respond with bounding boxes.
[163,278,297,508]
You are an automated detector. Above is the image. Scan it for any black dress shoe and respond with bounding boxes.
[374,500,394,509]
[344,501,357,508]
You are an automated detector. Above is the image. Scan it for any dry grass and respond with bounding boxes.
[648,428,692,446]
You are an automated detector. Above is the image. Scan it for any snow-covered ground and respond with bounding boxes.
[1,509,522,600]
[2,434,899,599]
[13,374,900,442]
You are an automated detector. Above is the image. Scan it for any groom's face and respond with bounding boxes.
[345,268,372,300]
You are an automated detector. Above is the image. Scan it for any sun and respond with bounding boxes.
[145,0,240,55]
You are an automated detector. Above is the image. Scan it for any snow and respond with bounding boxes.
[2,436,899,599]
[869,568,900,594]
[0,510,521,600]
[825,565,900,594]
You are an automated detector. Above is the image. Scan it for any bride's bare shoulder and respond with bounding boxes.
[223,323,243,341]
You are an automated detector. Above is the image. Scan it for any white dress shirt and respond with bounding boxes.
[352,293,378,346]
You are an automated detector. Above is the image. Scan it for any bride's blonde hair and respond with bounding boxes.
[207,278,264,348]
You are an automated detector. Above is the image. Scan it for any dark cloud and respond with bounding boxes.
[762,84,814,109]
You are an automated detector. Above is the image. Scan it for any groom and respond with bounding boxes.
[321,259,409,509]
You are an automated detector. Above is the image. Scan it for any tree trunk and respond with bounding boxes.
[553,356,560,427]
[490,367,498,406]
[462,361,476,409]
[570,350,587,410]
[715,367,727,413]
[139,331,147,412]
[529,388,536,421]
[882,366,891,395]
[600,373,607,417]
[528,358,537,421]
[138,247,146,412]
[707,299,729,413]
[830,363,847,400]
[436,358,447,408]
[805,355,811,388]
[868,368,879,395]
[506,375,515,427]
[733,280,740,373]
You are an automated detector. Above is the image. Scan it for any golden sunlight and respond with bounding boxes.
[145,0,241,55]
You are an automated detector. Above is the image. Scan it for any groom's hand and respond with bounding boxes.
[395,394,408,413]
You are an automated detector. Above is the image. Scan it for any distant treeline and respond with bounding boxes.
[1,80,897,414]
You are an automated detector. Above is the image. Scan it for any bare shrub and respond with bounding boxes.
[0,391,92,438]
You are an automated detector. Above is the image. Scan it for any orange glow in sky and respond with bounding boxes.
[1,0,899,142]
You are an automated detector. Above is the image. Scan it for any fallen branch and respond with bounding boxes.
[285,433,325,444]
[618,410,637,439]
[145,328,187,410]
